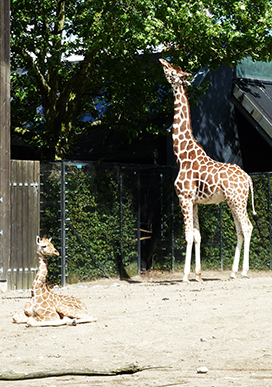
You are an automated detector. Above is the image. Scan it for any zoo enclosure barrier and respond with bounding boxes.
[40,161,272,286]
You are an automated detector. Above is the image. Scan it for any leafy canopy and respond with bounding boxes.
[11,0,272,160]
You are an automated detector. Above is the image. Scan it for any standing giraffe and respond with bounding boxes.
[13,236,96,326]
[159,58,258,282]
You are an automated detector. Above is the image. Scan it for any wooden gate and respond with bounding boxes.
[8,160,40,290]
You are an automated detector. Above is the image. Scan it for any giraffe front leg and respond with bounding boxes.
[183,237,193,282]
[13,300,33,324]
[180,200,194,282]
[27,316,74,327]
[193,204,202,282]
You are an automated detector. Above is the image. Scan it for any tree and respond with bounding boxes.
[11,0,272,160]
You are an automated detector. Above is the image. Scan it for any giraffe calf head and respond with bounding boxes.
[36,236,60,257]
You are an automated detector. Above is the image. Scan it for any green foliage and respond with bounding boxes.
[65,166,137,281]
[40,164,62,284]
[11,0,272,160]
[41,165,272,282]
[40,163,137,284]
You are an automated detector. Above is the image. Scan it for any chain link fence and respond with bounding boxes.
[40,161,272,285]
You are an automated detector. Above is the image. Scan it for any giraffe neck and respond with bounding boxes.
[32,252,48,294]
[172,84,199,166]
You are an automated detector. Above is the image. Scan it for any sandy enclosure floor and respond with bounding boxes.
[1,270,272,386]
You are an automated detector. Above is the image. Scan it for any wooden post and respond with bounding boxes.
[0,0,10,290]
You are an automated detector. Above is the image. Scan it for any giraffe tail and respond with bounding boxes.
[249,177,261,238]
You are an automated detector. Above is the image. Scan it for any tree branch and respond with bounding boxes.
[12,45,51,101]
[0,364,161,380]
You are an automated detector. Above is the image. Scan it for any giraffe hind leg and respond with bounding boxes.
[229,204,253,279]
[56,297,97,323]
[229,207,244,279]
[241,216,253,278]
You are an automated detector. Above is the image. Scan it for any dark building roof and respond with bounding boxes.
[231,58,272,172]
[233,79,272,148]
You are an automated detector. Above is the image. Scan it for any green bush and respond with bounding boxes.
[40,165,272,283]
[65,166,137,282]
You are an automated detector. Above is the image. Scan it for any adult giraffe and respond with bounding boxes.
[159,58,258,282]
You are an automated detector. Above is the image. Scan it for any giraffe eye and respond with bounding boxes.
[41,245,47,249]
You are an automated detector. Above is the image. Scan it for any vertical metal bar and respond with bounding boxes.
[119,167,124,279]
[171,168,175,273]
[268,173,272,270]
[137,167,141,275]
[60,161,66,287]
[220,202,223,271]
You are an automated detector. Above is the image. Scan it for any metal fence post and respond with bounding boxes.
[137,167,141,275]
[60,161,66,287]
[268,173,272,269]
[171,167,175,273]
[220,202,223,271]
[119,167,124,278]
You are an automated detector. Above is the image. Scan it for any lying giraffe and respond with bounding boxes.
[13,236,96,327]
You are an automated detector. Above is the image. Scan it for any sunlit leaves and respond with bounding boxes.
[10,0,272,159]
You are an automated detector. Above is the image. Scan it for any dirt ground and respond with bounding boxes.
[1,270,272,386]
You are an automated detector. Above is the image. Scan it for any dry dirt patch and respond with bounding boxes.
[1,270,272,386]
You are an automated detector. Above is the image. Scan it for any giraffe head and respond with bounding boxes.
[36,236,60,257]
[159,58,191,87]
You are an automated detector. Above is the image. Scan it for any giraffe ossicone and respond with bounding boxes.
[159,58,258,282]
[13,236,96,327]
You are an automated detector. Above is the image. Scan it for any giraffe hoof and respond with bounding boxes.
[195,274,203,283]
[230,272,236,279]
[241,273,249,279]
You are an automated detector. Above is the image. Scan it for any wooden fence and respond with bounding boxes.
[7,160,40,290]
[0,0,11,290]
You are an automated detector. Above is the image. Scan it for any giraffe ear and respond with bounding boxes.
[36,236,41,245]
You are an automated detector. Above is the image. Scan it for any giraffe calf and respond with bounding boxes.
[13,236,96,327]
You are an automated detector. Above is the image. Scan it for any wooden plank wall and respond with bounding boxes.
[0,0,10,290]
[8,160,40,290]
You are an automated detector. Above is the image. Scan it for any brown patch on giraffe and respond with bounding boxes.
[181,94,186,104]
[181,121,187,131]
[192,160,199,170]
[184,180,191,190]
[187,170,192,180]
[174,102,182,109]
[223,179,229,189]
[174,116,181,125]
[188,150,196,160]
[179,133,184,140]
[182,106,188,116]
[172,126,179,135]
[199,165,207,173]
[187,142,194,151]
[213,173,219,184]
[184,131,191,140]
[193,170,199,180]
[180,141,186,151]
[173,138,179,148]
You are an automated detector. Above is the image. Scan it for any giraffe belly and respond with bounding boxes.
[197,190,225,205]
